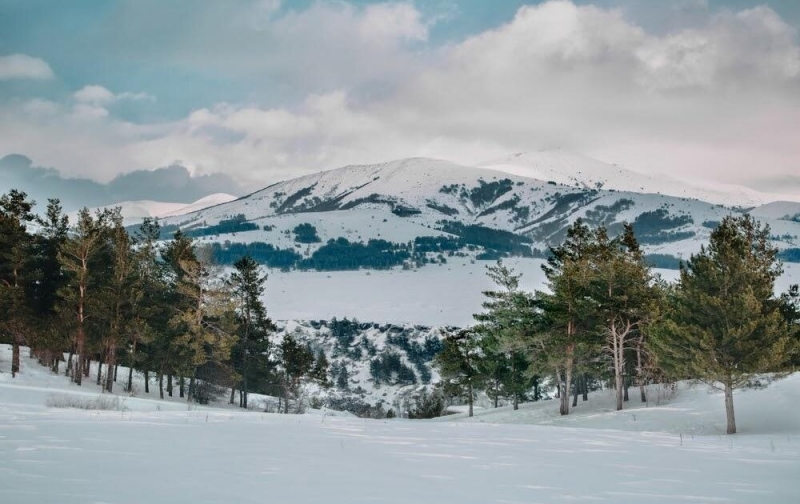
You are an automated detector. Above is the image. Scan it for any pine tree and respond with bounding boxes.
[474,262,536,410]
[435,329,485,417]
[125,218,165,394]
[168,244,236,401]
[57,208,111,385]
[279,335,315,413]
[27,199,70,373]
[0,190,36,377]
[229,255,275,409]
[589,224,661,410]
[538,219,597,415]
[100,210,136,393]
[652,215,794,434]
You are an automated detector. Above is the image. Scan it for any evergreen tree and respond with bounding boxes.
[0,190,36,377]
[537,219,597,415]
[168,244,236,401]
[100,210,136,393]
[589,224,661,410]
[279,335,316,413]
[435,329,485,417]
[28,199,70,373]
[229,255,275,409]
[58,208,111,385]
[651,215,794,434]
[474,262,537,410]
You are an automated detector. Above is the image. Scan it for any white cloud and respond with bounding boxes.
[0,54,54,80]
[357,2,429,44]
[2,1,799,193]
[74,85,116,105]
[74,85,155,105]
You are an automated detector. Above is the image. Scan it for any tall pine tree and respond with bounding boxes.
[652,215,794,434]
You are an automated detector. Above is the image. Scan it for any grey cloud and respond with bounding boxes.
[0,154,244,212]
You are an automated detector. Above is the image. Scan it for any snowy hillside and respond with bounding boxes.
[751,201,800,221]
[156,157,800,269]
[1,345,798,504]
[273,319,446,412]
[76,193,237,224]
[482,149,795,207]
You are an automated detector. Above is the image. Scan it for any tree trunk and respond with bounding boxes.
[114,363,118,382]
[582,373,588,401]
[11,339,20,378]
[624,377,629,402]
[158,373,164,399]
[636,336,646,403]
[560,358,573,416]
[66,349,74,377]
[179,376,185,398]
[96,358,104,386]
[468,381,474,418]
[572,377,578,407]
[84,356,90,377]
[74,328,84,386]
[127,367,134,393]
[229,387,235,405]
[144,370,150,394]
[612,323,624,411]
[105,346,115,393]
[724,382,736,435]
[167,374,173,397]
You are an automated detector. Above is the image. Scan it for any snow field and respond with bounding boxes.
[2,346,800,503]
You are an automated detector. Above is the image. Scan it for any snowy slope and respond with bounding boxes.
[159,157,800,262]
[751,201,800,221]
[1,345,799,504]
[483,149,800,207]
[75,193,238,224]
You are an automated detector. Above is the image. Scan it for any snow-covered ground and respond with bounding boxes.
[263,259,799,326]
[2,346,799,503]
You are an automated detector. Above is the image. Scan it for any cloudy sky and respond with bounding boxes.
[1,0,799,195]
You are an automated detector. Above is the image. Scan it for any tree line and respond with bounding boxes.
[0,190,327,412]
[436,216,799,433]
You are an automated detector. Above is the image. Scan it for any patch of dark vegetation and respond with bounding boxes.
[209,241,301,270]
[413,236,462,253]
[439,221,533,257]
[293,223,321,243]
[627,208,694,244]
[477,194,530,223]
[519,191,600,231]
[644,253,683,270]
[426,201,460,216]
[299,238,411,271]
[584,198,634,227]
[369,352,417,386]
[778,248,800,263]
[466,178,514,209]
[185,214,258,238]
[391,205,422,217]
[276,184,317,214]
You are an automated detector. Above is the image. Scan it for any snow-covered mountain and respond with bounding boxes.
[481,150,799,207]
[75,193,237,225]
[158,156,800,263]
